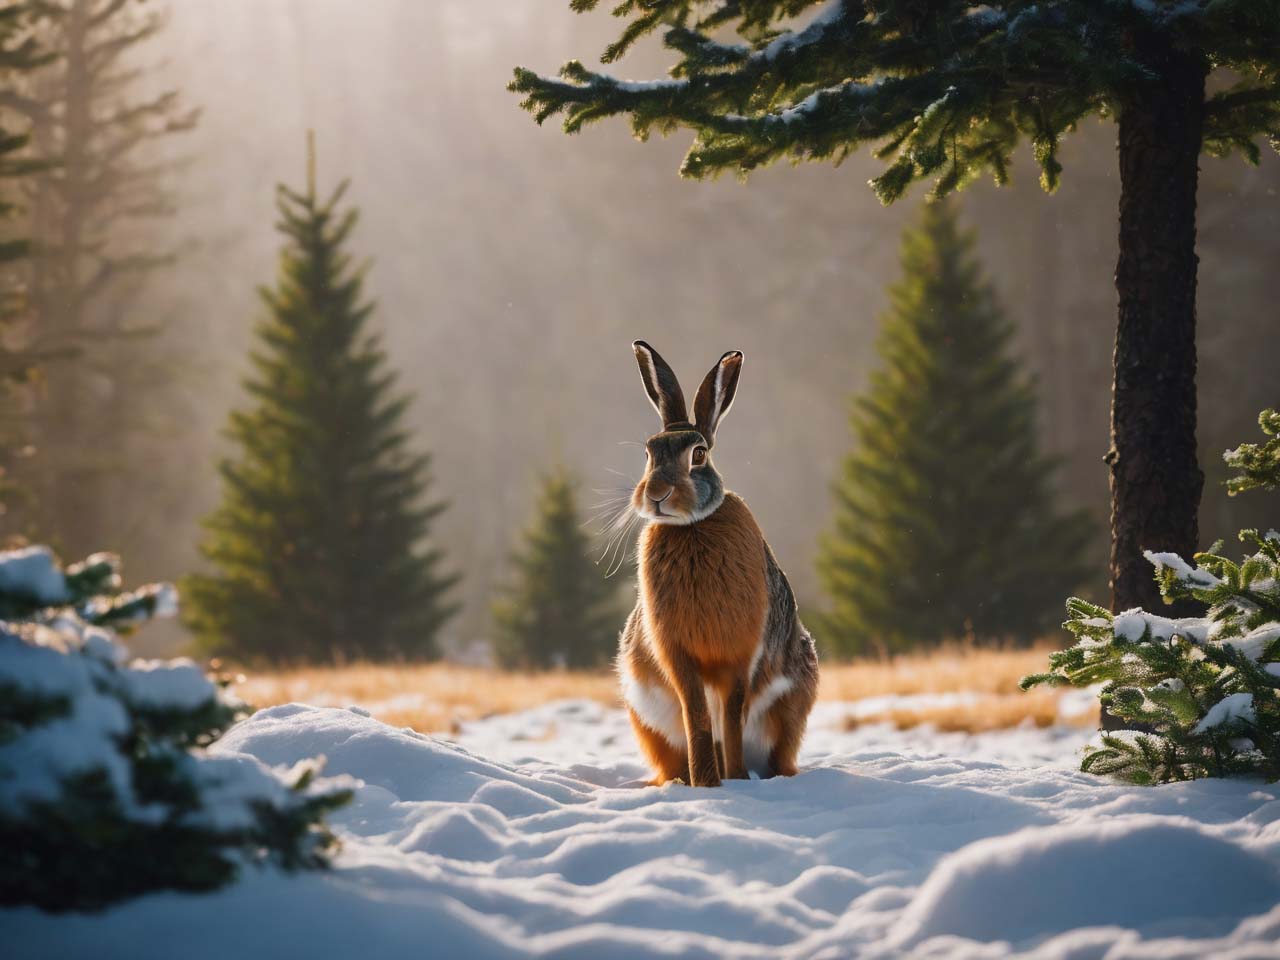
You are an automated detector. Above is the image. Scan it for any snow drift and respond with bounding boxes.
[6,701,1280,958]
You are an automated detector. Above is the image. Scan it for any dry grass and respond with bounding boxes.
[818,645,1056,700]
[846,690,1098,734]
[233,644,1084,736]
[233,663,621,735]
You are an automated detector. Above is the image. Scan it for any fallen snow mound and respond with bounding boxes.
[7,702,1280,959]
[891,818,1280,947]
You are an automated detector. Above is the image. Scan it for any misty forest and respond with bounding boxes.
[2,0,1277,660]
[6,2,1280,957]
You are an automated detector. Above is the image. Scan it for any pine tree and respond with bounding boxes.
[1024,409,1280,784]
[510,0,1280,615]
[0,0,45,356]
[8,0,198,560]
[0,2,51,534]
[817,200,1091,655]
[492,466,623,669]
[184,156,458,664]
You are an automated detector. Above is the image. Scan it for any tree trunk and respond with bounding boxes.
[1107,43,1206,619]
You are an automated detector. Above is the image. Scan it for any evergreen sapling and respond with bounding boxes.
[492,466,623,669]
[0,546,351,911]
[1024,410,1280,783]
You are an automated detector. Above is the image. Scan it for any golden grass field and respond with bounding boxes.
[233,644,1097,736]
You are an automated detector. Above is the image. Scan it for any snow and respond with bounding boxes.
[0,625,330,836]
[1143,549,1223,589]
[891,817,1280,947]
[773,79,886,125]
[118,657,219,711]
[1112,609,1149,641]
[613,78,688,94]
[1111,607,1212,644]
[759,1,847,62]
[179,751,347,832]
[1220,624,1280,662]
[7,698,1280,958]
[1193,693,1257,735]
[0,545,70,605]
[0,630,133,808]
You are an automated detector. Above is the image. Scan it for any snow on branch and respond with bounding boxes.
[0,545,351,910]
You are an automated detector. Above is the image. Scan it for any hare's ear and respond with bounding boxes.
[693,350,743,446]
[633,340,689,428]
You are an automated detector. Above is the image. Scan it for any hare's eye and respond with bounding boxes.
[691,446,707,466]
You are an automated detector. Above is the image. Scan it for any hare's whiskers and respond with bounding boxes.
[597,501,635,570]
[604,511,640,578]
[583,495,633,530]
[595,504,629,564]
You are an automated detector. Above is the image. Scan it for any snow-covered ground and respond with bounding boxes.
[7,699,1280,959]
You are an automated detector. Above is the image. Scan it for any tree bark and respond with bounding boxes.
[1108,38,1206,637]
[1105,38,1206,748]
[1105,43,1206,727]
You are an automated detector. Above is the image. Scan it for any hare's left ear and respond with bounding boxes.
[693,350,743,447]
[633,340,689,428]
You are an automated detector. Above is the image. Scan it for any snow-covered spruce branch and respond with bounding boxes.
[1023,532,1280,784]
[511,2,1280,196]
[0,546,352,911]
[1224,408,1280,496]
[1025,408,1280,784]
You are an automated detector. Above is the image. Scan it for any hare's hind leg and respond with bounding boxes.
[627,708,688,785]
[706,683,747,779]
[764,690,813,778]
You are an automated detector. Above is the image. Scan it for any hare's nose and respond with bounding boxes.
[647,487,672,505]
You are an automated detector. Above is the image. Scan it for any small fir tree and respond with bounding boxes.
[1025,409,1280,784]
[492,466,623,669]
[510,0,1280,616]
[185,157,457,663]
[0,546,349,911]
[817,200,1091,654]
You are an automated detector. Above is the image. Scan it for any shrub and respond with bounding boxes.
[0,546,351,911]
[1024,411,1280,783]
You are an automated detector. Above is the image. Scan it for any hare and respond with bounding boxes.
[618,341,819,787]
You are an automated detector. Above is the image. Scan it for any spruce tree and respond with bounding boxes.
[511,0,1280,615]
[492,466,622,669]
[184,157,457,664]
[817,200,1091,655]
[0,0,45,347]
[9,0,198,561]
[0,2,51,533]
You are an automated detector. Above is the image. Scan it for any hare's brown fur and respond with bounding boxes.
[639,493,767,670]
[637,493,768,785]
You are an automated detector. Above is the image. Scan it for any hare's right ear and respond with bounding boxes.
[692,350,743,446]
[633,340,689,428]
